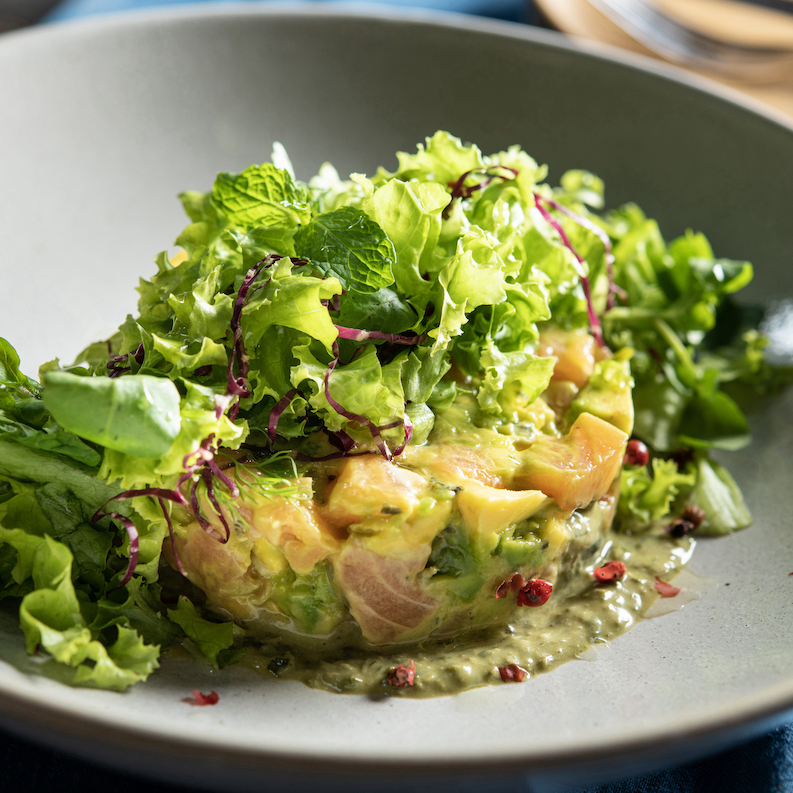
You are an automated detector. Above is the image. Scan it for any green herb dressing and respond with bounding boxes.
[237,508,693,697]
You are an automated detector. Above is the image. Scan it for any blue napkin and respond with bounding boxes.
[23,2,793,791]
[43,0,532,24]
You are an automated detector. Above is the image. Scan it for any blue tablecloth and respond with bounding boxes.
[42,0,531,23]
[13,1,793,791]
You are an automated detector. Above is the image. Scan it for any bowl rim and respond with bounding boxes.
[6,0,793,133]
[1,1,793,778]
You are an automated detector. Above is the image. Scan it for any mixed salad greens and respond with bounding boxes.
[0,132,786,691]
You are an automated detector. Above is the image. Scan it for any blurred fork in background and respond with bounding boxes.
[589,0,793,80]
[536,0,793,114]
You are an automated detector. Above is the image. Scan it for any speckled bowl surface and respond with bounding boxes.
[0,6,792,791]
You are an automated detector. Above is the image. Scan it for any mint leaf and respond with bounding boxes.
[294,206,396,292]
[211,163,311,228]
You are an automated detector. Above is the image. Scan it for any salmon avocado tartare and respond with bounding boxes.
[0,133,779,695]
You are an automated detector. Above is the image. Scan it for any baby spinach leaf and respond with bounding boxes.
[0,417,101,467]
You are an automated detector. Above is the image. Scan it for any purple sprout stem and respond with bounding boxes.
[227,254,282,419]
[190,479,211,532]
[100,511,139,592]
[324,358,392,460]
[392,412,414,458]
[334,326,426,346]
[201,467,231,543]
[92,489,189,587]
[206,456,240,499]
[543,196,618,311]
[93,489,187,522]
[268,389,299,444]
[177,435,216,490]
[158,497,186,576]
[443,166,519,218]
[325,429,355,453]
[533,194,605,347]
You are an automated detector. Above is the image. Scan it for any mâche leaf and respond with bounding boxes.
[42,371,181,459]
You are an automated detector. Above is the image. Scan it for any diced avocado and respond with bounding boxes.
[496,535,543,568]
[567,352,635,435]
[270,560,345,635]
[456,483,549,554]
[426,522,484,602]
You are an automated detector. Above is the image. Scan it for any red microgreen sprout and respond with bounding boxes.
[268,389,299,444]
[624,439,649,467]
[654,577,681,598]
[177,434,217,489]
[205,456,240,499]
[189,479,211,533]
[201,466,232,543]
[443,166,519,218]
[226,254,282,420]
[533,193,605,347]
[516,579,553,607]
[324,357,394,460]
[387,659,416,689]
[100,512,139,591]
[391,412,413,458]
[174,435,241,543]
[326,429,355,453]
[541,197,621,310]
[106,343,145,378]
[93,488,188,588]
[593,561,627,583]
[184,689,219,706]
[498,664,527,683]
[159,496,186,576]
[334,326,426,346]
